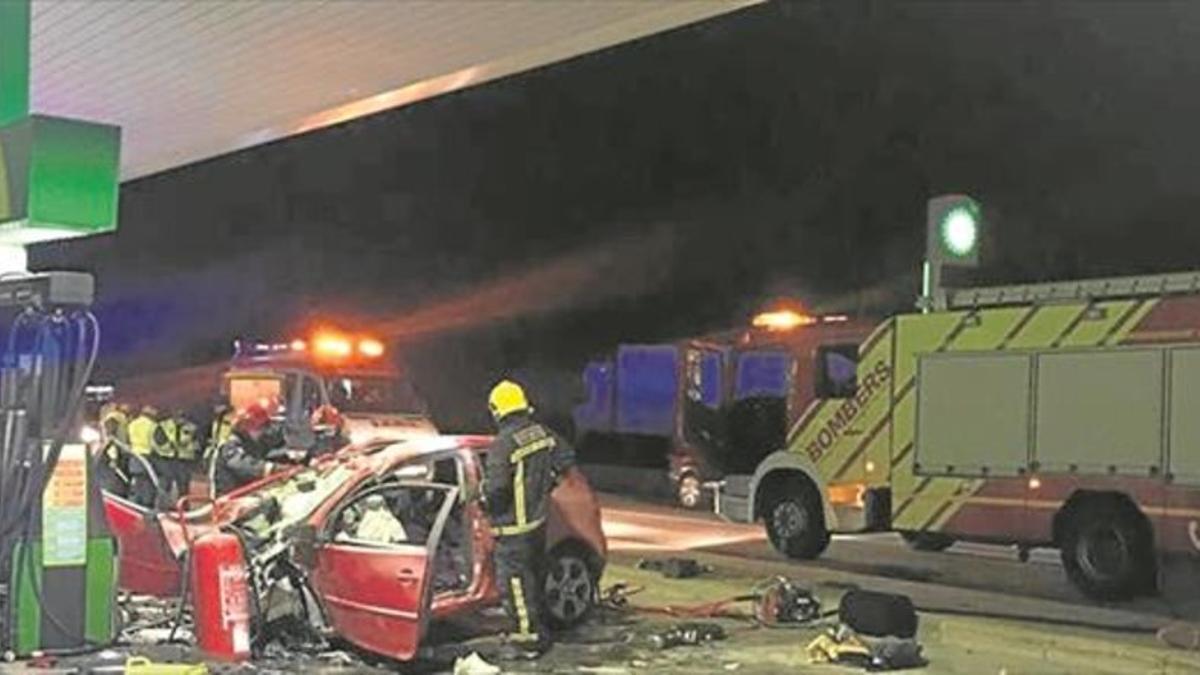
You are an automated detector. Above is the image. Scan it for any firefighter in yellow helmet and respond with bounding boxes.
[484,380,576,657]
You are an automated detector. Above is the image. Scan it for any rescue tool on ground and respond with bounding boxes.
[713,193,1200,601]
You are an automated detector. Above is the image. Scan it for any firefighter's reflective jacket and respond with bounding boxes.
[208,411,233,459]
[175,417,200,461]
[484,413,576,537]
[212,433,274,496]
[152,419,177,459]
[101,408,129,461]
[127,414,157,458]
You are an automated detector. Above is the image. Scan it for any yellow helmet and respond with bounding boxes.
[488,380,530,420]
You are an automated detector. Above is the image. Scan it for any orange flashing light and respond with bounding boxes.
[291,339,307,351]
[752,309,816,331]
[358,338,385,358]
[313,333,353,359]
[827,482,866,507]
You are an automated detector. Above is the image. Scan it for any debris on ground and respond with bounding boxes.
[453,652,501,675]
[635,558,712,579]
[751,577,823,626]
[124,656,210,675]
[646,622,726,650]
[599,583,644,611]
[807,626,872,668]
[867,637,926,671]
[1159,622,1200,651]
[807,625,926,672]
[838,589,919,639]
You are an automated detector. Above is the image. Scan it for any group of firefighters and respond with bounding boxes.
[97,403,222,506]
[97,399,348,505]
[92,380,572,658]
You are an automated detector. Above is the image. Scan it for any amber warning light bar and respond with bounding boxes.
[234,333,386,360]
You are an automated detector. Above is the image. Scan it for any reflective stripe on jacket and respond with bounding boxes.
[484,413,576,537]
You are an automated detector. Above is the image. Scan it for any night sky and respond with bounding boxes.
[28,2,1200,431]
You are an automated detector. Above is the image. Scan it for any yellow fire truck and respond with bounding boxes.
[714,196,1200,600]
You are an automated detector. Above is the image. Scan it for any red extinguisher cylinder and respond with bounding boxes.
[190,531,253,661]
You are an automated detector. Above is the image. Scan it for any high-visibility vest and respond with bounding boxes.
[101,409,129,462]
[176,419,200,461]
[128,415,156,457]
[153,419,178,459]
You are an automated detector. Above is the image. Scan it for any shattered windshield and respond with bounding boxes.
[327,375,426,415]
[237,463,356,536]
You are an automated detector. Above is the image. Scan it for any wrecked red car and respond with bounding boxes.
[102,435,607,661]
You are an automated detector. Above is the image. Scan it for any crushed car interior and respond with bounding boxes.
[102,436,606,662]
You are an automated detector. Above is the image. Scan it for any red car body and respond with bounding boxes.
[103,435,606,661]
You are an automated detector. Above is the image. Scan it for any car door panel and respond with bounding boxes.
[102,493,182,597]
[311,484,457,661]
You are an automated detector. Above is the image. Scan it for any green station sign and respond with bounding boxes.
[0,0,121,246]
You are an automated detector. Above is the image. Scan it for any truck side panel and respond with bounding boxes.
[903,296,1200,557]
[916,353,1031,477]
[892,300,1154,535]
[1168,348,1200,486]
[1035,349,1163,474]
[615,345,679,437]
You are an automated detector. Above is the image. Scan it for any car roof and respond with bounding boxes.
[337,434,493,473]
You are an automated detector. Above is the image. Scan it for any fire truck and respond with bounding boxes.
[573,311,876,507]
[225,331,437,445]
[714,195,1200,600]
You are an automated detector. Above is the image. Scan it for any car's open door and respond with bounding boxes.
[309,482,458,661]
[102,492,183,597]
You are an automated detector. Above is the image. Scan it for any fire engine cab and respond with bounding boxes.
[226,332,437,445]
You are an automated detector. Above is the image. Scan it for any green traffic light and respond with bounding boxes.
[940,204,979,258]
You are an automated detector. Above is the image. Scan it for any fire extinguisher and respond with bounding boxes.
[190,530,253,661]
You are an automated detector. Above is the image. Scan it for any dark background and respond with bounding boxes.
[29,2,1200,432]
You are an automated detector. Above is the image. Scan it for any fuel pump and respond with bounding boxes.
[0,0,122,656]
[0,272,115,655]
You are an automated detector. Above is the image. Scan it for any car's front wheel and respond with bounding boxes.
[542,544,597,628]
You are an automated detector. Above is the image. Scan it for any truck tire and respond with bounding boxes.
[765,489,829,560]
[900,531,955,552]
[1060,501,1154,601]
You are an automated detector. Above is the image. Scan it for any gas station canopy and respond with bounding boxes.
[30,0,759,181]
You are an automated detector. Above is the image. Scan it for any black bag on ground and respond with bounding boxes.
[838,590,918,639]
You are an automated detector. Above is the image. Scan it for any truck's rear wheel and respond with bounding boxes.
[765,490,829,560]
[901,531,955,552]
[1060,502,1154,601]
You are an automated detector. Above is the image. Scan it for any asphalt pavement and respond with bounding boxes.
[599,495,1198,626]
